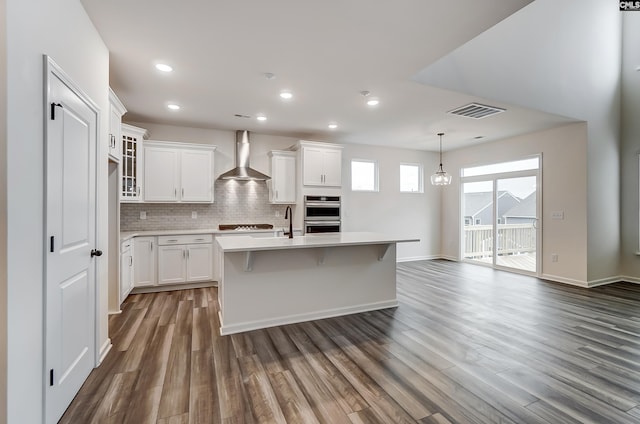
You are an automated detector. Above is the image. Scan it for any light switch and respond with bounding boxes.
[551,211,564,220]
[140,211,147,220]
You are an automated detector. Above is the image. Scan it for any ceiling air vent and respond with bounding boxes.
[448,103,505,119]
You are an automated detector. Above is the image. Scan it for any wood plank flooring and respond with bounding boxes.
[60,260,640,423]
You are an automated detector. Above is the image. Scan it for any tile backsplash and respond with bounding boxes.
[121,180,292,231]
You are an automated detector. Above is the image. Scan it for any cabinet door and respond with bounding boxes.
[272,155,296,203]
[119,250,133,304]
[322,149,342,186]
[303,147,325,186]
[186,244,213,282]
[144,147,179,201]
[181,150,213,202]
[121,131,142,201]
[108,106,121,161]
[157,245,186,284]
[133,237,156,287]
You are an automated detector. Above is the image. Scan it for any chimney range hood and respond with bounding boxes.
[218,130,270,181]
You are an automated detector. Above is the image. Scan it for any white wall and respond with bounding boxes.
[415,0,622,282]
[341,144,440,261]
[0,0,7,419]
[6,0,109,421]
[620,12,640,281]
[442,123,589,285]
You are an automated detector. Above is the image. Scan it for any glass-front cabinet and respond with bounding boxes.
[120,123,148,202]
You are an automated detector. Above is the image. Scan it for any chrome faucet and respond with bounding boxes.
[284,205,293,239]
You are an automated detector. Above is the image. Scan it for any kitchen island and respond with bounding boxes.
[216,232,419,335]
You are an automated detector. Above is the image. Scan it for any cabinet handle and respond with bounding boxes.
[195,238,205,241]
[187,250,190,259]
[137,186,141,196]
[182,188,184,197]
[183,250,185,259]
[167,239,178,242]
[174,188,177,198]
[129,256,133,266]
[150,242,153,251]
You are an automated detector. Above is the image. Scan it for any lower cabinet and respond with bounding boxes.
[157,234,213,285]
[134,237,156,287]
[120,239,134,305]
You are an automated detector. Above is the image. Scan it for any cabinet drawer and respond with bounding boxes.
[157,234,213,245]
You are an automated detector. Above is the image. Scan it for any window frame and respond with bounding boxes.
[400,162,424,193]
[350,158,379,192]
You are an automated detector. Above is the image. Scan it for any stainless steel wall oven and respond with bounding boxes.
[304,195,341,233]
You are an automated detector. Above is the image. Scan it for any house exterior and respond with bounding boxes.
[463,190,520,225]
[2,0,640,422]
[503,192,537,225]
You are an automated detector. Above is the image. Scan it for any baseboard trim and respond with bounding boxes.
[98,339,112,365]
[219,299,399,336]
[620,275,640,284]
[131,280,216,294]
[397,255,439,263]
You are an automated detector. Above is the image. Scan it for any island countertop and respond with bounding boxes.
[215,231,419,253]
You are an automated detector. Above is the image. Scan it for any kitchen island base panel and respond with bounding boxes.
[219,243,398,335]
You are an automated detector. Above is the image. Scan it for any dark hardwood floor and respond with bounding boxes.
[60,260,640,423]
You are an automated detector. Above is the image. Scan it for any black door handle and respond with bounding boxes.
[91,249,103,257]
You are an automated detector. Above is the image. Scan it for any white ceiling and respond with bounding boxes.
[80,0,575,151]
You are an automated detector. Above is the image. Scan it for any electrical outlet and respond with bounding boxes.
[275,210,280,218]
[192,211,197,219]
[140,211,147,220]
[551,254,559,263]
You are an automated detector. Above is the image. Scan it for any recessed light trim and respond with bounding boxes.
[256,115,267,121]
[280,91,293,99]
[167,104,180,110]
[155,63,173,72]
[328,123,338,129]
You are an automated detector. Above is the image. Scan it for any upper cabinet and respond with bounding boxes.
[144,141,216,203]
[299,141,343,187]
[108,89,126,162]
[120,124,148,202]
[267,150,296,204]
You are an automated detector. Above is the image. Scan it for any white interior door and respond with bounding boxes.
[45,58,99,424]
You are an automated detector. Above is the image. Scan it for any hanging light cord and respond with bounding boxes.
[438,132,444,172]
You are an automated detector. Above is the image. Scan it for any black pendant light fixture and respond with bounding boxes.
[430,132,452,186]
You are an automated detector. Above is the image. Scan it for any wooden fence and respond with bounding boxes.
[464,224,536,259]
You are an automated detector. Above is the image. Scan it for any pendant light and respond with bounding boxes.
[431,132,452,186]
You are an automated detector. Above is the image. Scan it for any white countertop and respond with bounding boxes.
[216,231,419,252]
[120,228,285,241]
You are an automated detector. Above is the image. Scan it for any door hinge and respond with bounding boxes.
[50,236,55,253]
[50,102,63,120]
[49,369,54,386]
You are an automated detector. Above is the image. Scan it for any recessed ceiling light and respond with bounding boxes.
[367,98,380,106]
[280,91,293,99]
[474,136,485,140]
[155,63,173,72]
[167,104,180,110]
[328,123,338,129]
[256,115,267,121]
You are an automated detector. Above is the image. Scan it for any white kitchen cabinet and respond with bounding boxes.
[144,146,179,201]
[144,141,215,203]
[120,239,134,304]
[157,234,213,285]
[108,89,126,162]
[120,124,148,202]
[268,150,296,204]
[299,141,343,187]
[133,237,156,287]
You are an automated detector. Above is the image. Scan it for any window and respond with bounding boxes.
[351,159,378,191]
[475,218,481,225]
[462,157,539,177]
[400,163,423,193]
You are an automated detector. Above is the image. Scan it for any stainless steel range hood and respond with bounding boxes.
[218,130,270,181]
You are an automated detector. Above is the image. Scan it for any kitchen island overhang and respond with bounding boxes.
[216,232,419,335]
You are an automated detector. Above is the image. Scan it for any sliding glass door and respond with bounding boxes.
[461,157,540,275]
